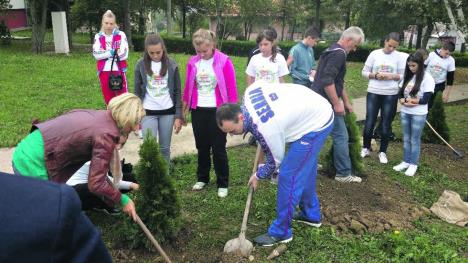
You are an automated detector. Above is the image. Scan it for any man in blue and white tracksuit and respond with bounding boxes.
[216,81,334,246]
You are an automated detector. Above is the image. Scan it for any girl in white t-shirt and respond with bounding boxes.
[134,33,183,165]
[246,30,289,85]
[361,32,406,164]
[393,51,435,177]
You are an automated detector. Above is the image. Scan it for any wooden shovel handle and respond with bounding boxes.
[239,144,262,239]
[135,214,173,263]
[425,120,459,153]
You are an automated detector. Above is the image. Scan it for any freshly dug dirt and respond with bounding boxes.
[317,171,430,234]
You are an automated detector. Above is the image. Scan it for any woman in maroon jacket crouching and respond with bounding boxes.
[12,93,145,220]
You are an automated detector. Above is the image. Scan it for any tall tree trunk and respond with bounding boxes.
[408,26,414,49]
[62,0,73,49]
[138,4,146,34]
[416,24,423,49]
[166,0,172,35]
[315,0,321,34]
[181,2,186,38]
[122,0,132,46]
[422,20,434,49]
[30,0,49,54]
[344,8,351,29]
[280,8,286,41]
[289,19,295,40]
[216,0,222,36]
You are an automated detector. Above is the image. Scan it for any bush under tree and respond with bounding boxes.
[422,92,450,144]
[117,133,182,249]
[324,112,364,176]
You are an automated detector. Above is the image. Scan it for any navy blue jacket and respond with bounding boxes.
[311,43,347,100]
[0,172,112,262]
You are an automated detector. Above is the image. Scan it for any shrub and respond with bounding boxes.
[117,132,182,248]
[422,93,450,144]
[324,111,364,176]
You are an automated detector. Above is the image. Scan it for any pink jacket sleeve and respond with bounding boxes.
[223,58,238,103]
[182,62,192,104]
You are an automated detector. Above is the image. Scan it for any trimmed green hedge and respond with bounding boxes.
[132,35,468,67]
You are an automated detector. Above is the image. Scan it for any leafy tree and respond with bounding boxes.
[0,0,11,13]
[28,0,49,53]
[117,133,182,248]
[422,93,450,144]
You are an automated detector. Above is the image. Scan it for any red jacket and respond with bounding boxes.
[33,110,122,206]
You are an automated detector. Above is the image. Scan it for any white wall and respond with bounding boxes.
[9,0,25,9]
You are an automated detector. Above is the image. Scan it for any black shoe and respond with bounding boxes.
[93,207,121,216]
[253,233,292,247]
[372,132,381,139]
[248,135,257,146]
[292,211,322,227]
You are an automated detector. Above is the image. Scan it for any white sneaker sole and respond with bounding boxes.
[260,237,293,247]
[293,219,322,228]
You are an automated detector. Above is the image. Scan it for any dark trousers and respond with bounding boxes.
[363,92,398,153]
[191,107,229,188]
[72,184,110,210]
[428,82,446,109]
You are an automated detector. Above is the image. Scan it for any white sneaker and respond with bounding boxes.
[218,188,228,198]
[138,129,143,139]
[192,182,206,191]
[405,165,418,176]
[378,152,388,164]
[335,175,362,183]
[360,148,370,158]
[393,162,410,172]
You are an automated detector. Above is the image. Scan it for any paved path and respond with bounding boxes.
[1,84,467,174]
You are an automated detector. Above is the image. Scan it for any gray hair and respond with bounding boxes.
[340,26,365,43]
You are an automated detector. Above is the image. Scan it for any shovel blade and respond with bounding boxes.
[224,238,253,258]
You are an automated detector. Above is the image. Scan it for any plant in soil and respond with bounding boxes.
[116,132,182,249]
[422,92,450,144]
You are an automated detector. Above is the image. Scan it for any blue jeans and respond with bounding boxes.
[141,114,175,164]
[400,112,426,165]
[268,123,333,239]
[330,115,352,176]
[363,92,398,153]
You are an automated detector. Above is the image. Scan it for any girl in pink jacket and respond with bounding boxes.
[182,29,238,198]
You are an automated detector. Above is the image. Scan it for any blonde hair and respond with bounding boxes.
[100,10,117,32]
[192,28,217,47]
[108,93,145,134]
[340,26,365,44]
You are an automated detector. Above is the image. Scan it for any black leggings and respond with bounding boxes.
[191,107,229,188]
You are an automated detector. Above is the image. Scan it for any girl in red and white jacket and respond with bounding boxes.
[93,10,129,104]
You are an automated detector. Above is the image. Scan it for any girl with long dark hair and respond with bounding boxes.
[134,33,183,165]
[393,51,435,176]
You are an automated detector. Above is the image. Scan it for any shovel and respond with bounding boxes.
[224,144,262,257]
[426,120,464,158]
[135,214,173,263]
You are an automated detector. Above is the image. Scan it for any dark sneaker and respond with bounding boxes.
[93,207,121,216]
[292,212,322,227]
[253,233,292,247]
[248,135,257,146]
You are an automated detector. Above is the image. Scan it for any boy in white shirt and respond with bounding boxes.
[424,41,456,107]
